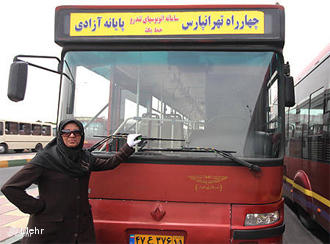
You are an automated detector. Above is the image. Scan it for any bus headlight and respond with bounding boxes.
[244,211,279,226]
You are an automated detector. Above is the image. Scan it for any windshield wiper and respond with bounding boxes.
[88,134,185,152]
[139,147,261,173]
[212,148,261,173]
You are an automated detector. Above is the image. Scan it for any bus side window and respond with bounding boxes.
[5,122,18,135]
[52,127,57,136]
[32,124,42,136]
[324,95,330,132]
[326,97,330,113]
[309,89,324,134]
[42,125,51,136]
[19,123,32,135]
[0,122,3,135]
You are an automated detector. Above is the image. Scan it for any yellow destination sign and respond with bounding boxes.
[70,11,264,36]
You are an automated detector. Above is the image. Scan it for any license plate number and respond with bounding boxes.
[129,234,184,244]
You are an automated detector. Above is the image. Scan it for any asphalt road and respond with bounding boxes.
[283,201,326,244]
[0,165,328,243]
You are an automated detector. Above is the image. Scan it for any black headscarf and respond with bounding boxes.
[30,119,91,177]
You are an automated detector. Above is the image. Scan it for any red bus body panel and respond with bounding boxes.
[284,156,330,233]
[92,200,231,243]
[89,162,284,243]
[89,163,282,203]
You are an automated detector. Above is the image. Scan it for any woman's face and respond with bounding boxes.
[61,123,82,148]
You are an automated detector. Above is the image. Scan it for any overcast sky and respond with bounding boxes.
[0,0,329,123]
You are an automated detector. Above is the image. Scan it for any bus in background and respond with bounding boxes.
[284,44,330,233]
[7,4,295,243]
[0,120,55,154]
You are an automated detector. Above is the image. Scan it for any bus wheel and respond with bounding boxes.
[0,143,8,154]
[35,143,43,152]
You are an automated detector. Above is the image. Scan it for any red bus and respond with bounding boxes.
[284,44,330,233]
[8,5,295,243]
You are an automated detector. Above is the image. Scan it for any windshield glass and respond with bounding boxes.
[60,51,281,158]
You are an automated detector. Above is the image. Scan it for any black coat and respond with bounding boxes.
[1,144,134,244]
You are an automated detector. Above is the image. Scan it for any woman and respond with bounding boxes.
[1,119,141,243]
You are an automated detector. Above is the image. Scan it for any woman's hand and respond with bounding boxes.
[127,134,142,148]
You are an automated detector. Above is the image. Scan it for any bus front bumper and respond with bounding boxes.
[233,223,285,240]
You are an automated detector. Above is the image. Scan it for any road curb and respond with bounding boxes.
[0,159,32,168]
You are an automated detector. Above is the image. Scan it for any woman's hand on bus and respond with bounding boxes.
[127,134,142,148]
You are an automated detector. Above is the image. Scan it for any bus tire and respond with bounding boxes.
[0,143,8,154]
[35,143,43,152]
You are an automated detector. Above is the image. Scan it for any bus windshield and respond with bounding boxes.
[61,51,281,158]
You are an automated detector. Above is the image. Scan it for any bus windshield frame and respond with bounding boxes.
[59,49,284,160]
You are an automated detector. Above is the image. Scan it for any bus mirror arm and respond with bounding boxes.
[7,55,73,102]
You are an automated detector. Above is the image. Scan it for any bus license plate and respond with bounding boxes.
[129,234,184,244]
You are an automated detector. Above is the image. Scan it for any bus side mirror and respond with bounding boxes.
[285,75,295,107]
[8,61,28,102]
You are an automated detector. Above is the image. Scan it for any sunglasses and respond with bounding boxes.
[60,129,82,137]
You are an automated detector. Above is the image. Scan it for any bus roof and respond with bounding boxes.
[296,44,330,82]
[55,5,284,48]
